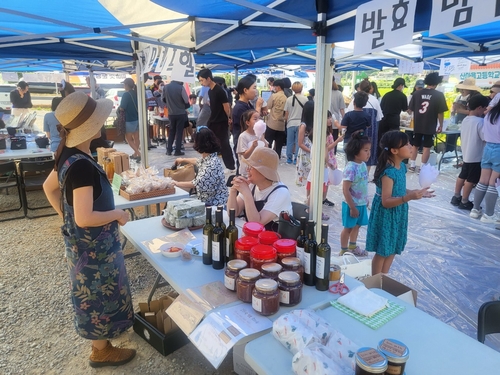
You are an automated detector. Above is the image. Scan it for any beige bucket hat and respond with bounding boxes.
[242,147,280,182]
[456,77,481,91]
[55,92,113,148]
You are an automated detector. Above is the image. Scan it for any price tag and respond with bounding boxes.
[112,173,122,195]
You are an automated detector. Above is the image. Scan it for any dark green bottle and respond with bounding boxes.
[217,205,227,254]
[212,210,225,269]
[315,224,331,291]
[296,217,307,265]
[202,207,213,265]
[303,220,316,286]
[225,209,238,263]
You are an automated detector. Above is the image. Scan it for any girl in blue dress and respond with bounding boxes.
[366,131,432,274]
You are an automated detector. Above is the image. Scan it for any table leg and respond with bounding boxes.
[147,273,170,304]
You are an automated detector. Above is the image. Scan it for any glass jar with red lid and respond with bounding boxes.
[235,236,259,265]
[243,222,265,238]
[274,239,297,264]
[258,231,281,245]
[250,244,277,271]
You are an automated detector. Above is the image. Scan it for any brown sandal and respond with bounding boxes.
[89,341,136,368]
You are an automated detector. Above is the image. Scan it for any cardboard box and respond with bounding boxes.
[133,291,189,356]
[361,273,417,307]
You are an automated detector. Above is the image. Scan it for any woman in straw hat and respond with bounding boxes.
[228,146,292,230]
[43,92,135,368]
[452,78,481,124]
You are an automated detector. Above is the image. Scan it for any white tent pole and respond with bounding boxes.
[88,69,96,99]
[136,59,148,169]
[310,9,331,240]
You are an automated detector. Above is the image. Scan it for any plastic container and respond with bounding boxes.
[258,231,281,245]
[224,259,248,291]
[260,262,283,281]
[278,271,302,306]
[252,279,280,316]
[355,347,388,375]
[250,244,277,271]
[242,222,265,238]
[235,236,259,266]
[281,257,304,282]
[274,239,297,263]
[236,268,261,303]
[377,339,409,375]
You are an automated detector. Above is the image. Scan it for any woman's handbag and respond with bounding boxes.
[278,211,301,239]
[164,163,196,182]
[113,110,126,136]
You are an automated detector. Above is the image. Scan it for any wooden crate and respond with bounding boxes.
[119,186,175,201]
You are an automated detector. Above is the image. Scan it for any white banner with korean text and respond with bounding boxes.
[354,0,417,56]
[429,0,500,36]
[138,45,196,84]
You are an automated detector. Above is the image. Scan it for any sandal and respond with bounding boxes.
[349,246,368,257]
[321,213,330,221]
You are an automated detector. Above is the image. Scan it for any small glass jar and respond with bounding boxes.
[252,279,280,316]
[258,231,281,245]
[274,239,297,264]
[224,259,248,291]
[377,339,409,375]
[260,262,283,281]
[235,237,259,266]
[278,271,302,306]
[355,347,388,375]
[281,257,304,283]
[236,268,261,303]
[250,244,277,271]
[242,222,265,238]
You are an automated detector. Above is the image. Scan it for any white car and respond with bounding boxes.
[105,88,126,117]
[0,84,15,113]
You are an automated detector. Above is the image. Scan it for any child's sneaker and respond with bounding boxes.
[408,166,416,173]
[480,213,499,224]
[458,201,473,210]
[470,208,482,219]
[450,195,462,206]
[349,246,368,256]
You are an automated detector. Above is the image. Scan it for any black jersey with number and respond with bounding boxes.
[408,88,448,135]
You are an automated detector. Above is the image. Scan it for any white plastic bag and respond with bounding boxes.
[419,163,439,188]
[328,168,343,186]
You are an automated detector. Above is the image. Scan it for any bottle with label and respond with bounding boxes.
[296,217,307,265]
[217,205,227,257]
[315,224,331,291]
[202,207,213,265]
[225,208,238,263]
[212,209,225,269]
[303,220,316,286]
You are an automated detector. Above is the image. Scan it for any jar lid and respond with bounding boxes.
[235,236,259,250]
[227,259,248,271]
[258,230,281,245]
[355,348,388,373]
[243,222,265,236]
[377,339,409,363]
[261,262,283,273]
[273,239,297,253]
[255,278,278,292]
[278,271,300,284]
[250,244,277,260]
[239,268,261,280]
[281,257,301,267]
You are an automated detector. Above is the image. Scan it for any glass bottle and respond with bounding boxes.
[296,217,307,265]
[303,220,316,286]
[315,224,331,291]
[212,209,225,269]
[225,208,238,263]
[202,207,213,265]
[217,206,226,258]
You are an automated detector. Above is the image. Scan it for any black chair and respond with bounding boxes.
[477,301,500,343]
[0,161,24,222]
[19,159,56,218]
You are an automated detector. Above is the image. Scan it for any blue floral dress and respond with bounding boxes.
[366,164,408,257]
[58,153,134,340]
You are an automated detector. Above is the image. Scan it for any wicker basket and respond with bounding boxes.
[119,186,175,201]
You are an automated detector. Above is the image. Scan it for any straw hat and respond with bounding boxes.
[490,80,500,94]
[242,147,280,182]
[55,92,112,148]
[456,77,481,91]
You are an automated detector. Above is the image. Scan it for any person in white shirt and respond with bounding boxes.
[284,82,308,164]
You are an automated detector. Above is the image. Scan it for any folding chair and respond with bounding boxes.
[0,161,24,222]
[19,159,56,218]
[477,301,500,343]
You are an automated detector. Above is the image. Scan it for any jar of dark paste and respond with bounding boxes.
[251,279,280,316]
[278,271,302,306]
[224,259,247,291]
[377,339,409,375]
[355,347,388,375]
[260,262,282,281]
[281,257,304,282]
[236,268,260,303]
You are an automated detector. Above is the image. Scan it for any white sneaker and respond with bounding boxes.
[480,213,498,224]
[470,208,482,219]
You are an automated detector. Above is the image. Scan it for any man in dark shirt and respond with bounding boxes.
[380,78,408,133]
[163,80,190,156]
[408,72,448,171]
[10,81,32,116]
[197,68,235,170]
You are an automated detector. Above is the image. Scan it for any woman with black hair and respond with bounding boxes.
[172,126,228,206]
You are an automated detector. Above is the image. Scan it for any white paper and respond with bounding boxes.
[166,293,206,335]
[337,285,389,317]
[141,228,196,253]
[439,57,471,76]
[429,0,500,36]
[170,50,196,83]
[186,281,239,311]
[189,304,272,368]
[354,0,417,55]
[398,60,424,74]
